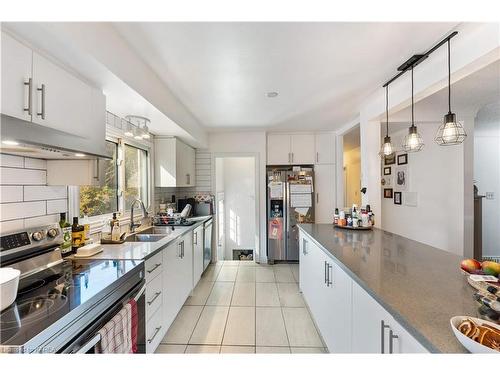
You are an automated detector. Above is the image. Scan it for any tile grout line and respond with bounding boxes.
[275,274,292,352]
[219,263,239,351]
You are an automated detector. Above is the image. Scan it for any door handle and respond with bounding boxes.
[194,232,197,245]
[316,193,319,204]
[147,326,162,344]
[324,261,328,285]
[94,159,100,182]
[146,263,161,274]
[291,153,294,163]
[316,152,319,163]
[389,329,398,354]
[302,238,307,255]
[327,263,333,286]
[186,174,190,185]
[37,84,46,119]
[147,291,162,306]
[381,320,390,353]
[24,78,32,115]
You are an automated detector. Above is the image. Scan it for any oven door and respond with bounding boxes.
[60,281,146,354]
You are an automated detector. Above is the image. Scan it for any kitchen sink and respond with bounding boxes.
[135,226,174,235]
[124,233,166,242]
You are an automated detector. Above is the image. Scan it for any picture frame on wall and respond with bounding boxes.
[383,188,393,198]
[394,191,402,205]
[394,165,408,191]
[384,153,396,165]
[381,176,392,186]
[397,153,408,165]
[383,166,391,175]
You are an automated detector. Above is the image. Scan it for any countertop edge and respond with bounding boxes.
[298,225,440,354]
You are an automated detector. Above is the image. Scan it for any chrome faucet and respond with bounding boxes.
[130,199,149,233]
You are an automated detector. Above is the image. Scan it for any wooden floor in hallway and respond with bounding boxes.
[155,260,327,354]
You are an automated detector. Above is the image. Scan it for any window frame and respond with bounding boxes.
[68,127,152,229]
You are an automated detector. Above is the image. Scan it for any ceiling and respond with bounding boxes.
[389,59,500,132]
[113,22,459,132]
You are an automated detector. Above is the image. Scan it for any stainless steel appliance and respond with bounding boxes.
[0,224,145,353]
[266,166,314,262]
[203,218,213,270]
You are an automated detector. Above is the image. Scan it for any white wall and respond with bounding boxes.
[381,125,465,255]
[208,131,266,262]
[221,157,256,260]
[474,102,500,257]
[0,154,68,233]
[343,147,361,207]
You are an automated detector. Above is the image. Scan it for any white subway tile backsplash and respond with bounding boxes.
[24,214,60,228]
[0,154,24,168]
[0,201,46,221]
[0,167,46,185]
[24,157,47,170]
[0,219,24,234]
[24,186,67,201]
[46,199,67,215]
[0,186,23,203]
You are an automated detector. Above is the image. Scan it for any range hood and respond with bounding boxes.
[0,114,111,160]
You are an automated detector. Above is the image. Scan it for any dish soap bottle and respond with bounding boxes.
[111,221,121,242]
[59,213,72,256]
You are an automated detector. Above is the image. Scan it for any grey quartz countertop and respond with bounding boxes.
[72,216,212,261]
[298,224,478,353]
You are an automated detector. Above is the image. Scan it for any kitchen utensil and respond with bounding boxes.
[0,267,21,311]
[450,316,500,353]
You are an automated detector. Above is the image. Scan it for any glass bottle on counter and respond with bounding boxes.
[59,213,72,256]
[333,208,339,225]
[71,217,85,254]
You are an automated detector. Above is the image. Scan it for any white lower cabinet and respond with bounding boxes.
[192,225,204,290]
[299,230,429,354]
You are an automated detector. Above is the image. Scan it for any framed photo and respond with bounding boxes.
[383,188,393,198]
[394,165,408,191]
[394,191,402,205]
[384,153,395,165]
[383,166,391,175]
[397,153,408,165]
[381,176,392,187]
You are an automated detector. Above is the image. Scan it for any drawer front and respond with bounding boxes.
[145,251,163,283]
[145,273,163,321]
[145,307,164,353]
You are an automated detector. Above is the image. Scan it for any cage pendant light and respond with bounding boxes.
[379,85,395,157]
[402,66,424,152]
[435,39,467,146]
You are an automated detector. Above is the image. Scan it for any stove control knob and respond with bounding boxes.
[31,231,44,241]
[47,228,59,238]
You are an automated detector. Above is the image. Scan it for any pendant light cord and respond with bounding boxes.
[386,85,389,136]
[411,66,414,126]
[448,39,451,114]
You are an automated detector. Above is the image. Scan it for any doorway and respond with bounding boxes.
[343,125,361,208]
[214,156,257,262]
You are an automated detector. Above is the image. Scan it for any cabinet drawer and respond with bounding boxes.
[145,307,164,353]
[145,273,163,321]
[145,251,163,283]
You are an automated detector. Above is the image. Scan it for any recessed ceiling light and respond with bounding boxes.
[2,140,19,146]
[74,153,86,157]
[266,92,279,98]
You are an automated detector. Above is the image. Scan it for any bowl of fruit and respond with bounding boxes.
[450,316,500,353]
[461,259,500,278]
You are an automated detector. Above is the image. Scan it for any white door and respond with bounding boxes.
[154,138,176,187]
[1,32,33,122]
[192,225,204,288]
[314,164,336,223]
[179,233,193,299]
[185,144,196,187]
[216,192,225,261]
[267,134,291,164]
[386,315,428,353]
[315,133,336,164]
[163,239,183,329]
[32,51,92,138]
[290,134,315,164]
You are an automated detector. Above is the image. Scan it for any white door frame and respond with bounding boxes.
[211,152,260,263]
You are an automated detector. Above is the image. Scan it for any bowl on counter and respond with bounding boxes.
[0,267,21,311]
[450,316,500,353]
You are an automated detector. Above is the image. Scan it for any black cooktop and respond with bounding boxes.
[0,258,142,349]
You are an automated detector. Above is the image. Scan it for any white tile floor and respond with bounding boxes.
[156,260,327,354]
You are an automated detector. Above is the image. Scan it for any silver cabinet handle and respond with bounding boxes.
[389,329,398,354]
[302,238,307,255]
[316,193,319,204]
[316,152,319,163]
[381,320,390,353]
[94,159,100,182]
[194,232,197,245]
[37,84,46,119]
[24,78,32,115]
[324,261,328,285]
[182,240,184,258]
[146,263,161,274]
[291,152,294,163]
[186,173,190,185]
[327,263,333,286]
[147,291,161,306]
[147,326,162,344]
[288,153,291,163]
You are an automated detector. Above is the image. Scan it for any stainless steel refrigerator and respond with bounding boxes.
[266,166,314,262]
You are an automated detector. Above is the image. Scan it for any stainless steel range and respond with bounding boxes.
[0,224,145,353]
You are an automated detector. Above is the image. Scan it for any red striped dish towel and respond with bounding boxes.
[95,303,133,353]
[128,299,138,353]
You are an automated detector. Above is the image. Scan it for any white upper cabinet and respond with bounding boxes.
[290,133,315,164]
[314,164,336,223]
[32,52,93,139]
[1,32,33,122]
[315,132,336,164]
[267,134,291,165]
[155,137,196,188]
[267,133,315,165]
